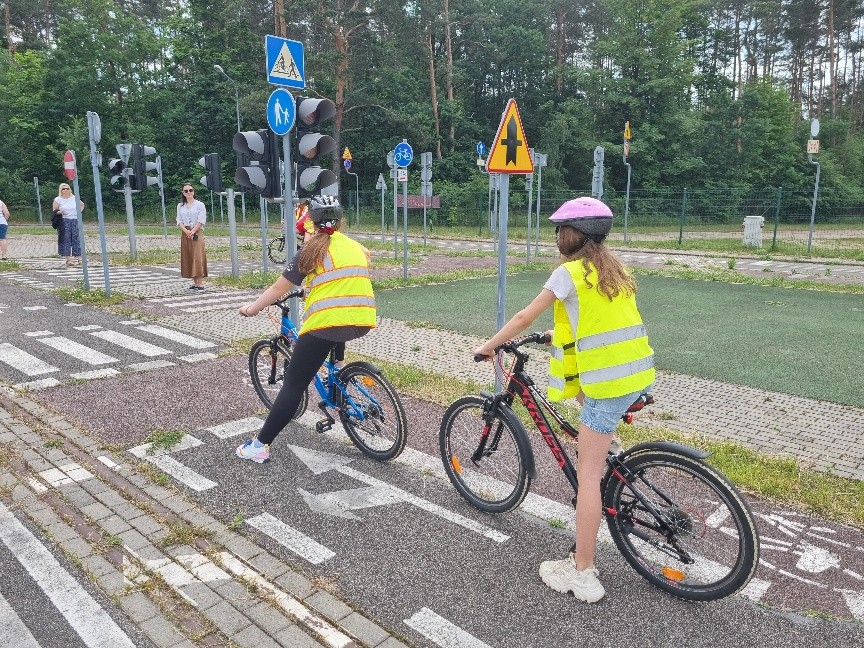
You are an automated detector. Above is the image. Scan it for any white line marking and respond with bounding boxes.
[146,291,257,305]
[74,325,103,331]
[128,434,203,458]
[127,360,175,372]
[139,455,216,492]
[174,553,232,583]
[70,368,121,380]
[23,330,54,337]
[0,342,59,376]
[37,336,117,365]
[206,417,263,439]
[97,456,120,470]
[404,607,493,648]
[0,591,41,648]
[90,330,171,357]
[179,352,218,362]
[134,325,217,349]
[0,501,137,648]
[217,551,356,648]
[22,306,47,311]
[245,512,335,564]
[184,301,257,313]
[14,377,62,390]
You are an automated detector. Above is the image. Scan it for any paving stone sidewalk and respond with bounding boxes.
[0,387,410,648]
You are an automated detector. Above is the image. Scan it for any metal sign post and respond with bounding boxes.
[388,150,398,259]
[807,119,821,253]
[226,188,239,279]
[33,177,43,224]
[282,131,298,316]
[260,196,268,271]
[525,153,534,262]
[394,139,413,279]
[534,152,546,254]
[156,156,168,240]
[623,122,632,243]
[376,173,386,244]
[65,150,90,291]
[496,174,510,332]
[87,111,111,295]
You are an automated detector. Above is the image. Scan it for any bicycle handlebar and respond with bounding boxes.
[273,288,305,307]
[473,331,551,362]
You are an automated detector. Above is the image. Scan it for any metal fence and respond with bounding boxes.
[348,186,864,260]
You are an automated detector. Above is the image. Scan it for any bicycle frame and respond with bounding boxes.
[265,297,380,424]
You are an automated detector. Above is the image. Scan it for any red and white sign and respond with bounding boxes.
[63,150,77,181]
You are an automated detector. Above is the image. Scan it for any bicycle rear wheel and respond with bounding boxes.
[268,236,286,264]
[248,339,308,419]
[337,363,407,461]
[603,449,759,601]
[439,395,531,514]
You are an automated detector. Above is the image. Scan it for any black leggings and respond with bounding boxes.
[257,333,335,445]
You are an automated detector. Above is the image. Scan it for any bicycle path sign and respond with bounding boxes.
[265,35,305,88]
[393,141,413,168]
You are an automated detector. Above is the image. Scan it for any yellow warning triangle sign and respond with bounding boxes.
[271,43,302,83]
[486,98,533,174]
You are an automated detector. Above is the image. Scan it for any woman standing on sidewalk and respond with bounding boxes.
[176,184,207,290]
[236,196,376,463]
[0,194,10,260]
[473,197,654,603]
[53,183,85,266]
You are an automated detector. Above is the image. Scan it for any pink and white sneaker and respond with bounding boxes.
[236,439,271,463]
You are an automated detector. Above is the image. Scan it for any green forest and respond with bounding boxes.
[1,0,864,210]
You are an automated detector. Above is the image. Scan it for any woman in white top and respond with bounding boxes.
[176,183,208,290]
[52,183,85,266]
[0,196,10,260]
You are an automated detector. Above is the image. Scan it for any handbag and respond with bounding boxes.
[51,209,62,230]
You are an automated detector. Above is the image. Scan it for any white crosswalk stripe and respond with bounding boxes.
[146,290,261,313]
[0,324,220,388]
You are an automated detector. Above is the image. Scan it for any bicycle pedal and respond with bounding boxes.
[315,419,333,434]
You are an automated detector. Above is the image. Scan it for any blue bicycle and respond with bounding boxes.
[248,289,408,461]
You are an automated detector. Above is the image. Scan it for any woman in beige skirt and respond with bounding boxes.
[177,183,207,290]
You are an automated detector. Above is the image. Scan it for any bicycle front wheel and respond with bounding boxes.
[337,363,407,461]
[267,236,286,264]
[248,339,308,419]
[603,449,759,601]
[439,395,531,514]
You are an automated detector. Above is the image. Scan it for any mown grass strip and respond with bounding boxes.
[54,285,129,306]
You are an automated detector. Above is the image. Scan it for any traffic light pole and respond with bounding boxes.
[86,111,111,295]
[123,180,137,261]
[282,133,299,318]
[70,157,91,291]
[402,175,409,280]
[260,196,268,271]
[156,156,168,241]
[226,189,239,279]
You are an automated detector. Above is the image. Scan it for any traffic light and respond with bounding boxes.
[295,97,337,197]
[591,146,605,199]
[108,158,127,192]
[420,151,433,198]
[233,129,281,199]
[131,144,159,191]
[198,153,223,193]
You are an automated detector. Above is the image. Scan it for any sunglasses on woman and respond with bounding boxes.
[183,189,194,193]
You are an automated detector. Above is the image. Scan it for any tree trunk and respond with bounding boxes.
[443,0,455,153]
[274,0,286,37]
[427,31,442,159]
[5,0,12,54]
[554,8,565,97]
[827,0,836,117]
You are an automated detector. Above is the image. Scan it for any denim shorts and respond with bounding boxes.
[0,224,7,240]
[580,384,654,434]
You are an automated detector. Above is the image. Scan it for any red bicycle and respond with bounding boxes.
[439,332,759,601]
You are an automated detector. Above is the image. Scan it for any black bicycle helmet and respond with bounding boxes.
[308,195,343,229]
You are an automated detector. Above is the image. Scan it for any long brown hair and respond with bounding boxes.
[556,226,635,300]
[298,221,345,274]
[180,184,195,206]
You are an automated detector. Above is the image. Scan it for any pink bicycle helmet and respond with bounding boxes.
[549,197,613,237]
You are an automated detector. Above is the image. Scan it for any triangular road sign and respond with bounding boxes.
[271,42,302,83]
[486,98,533,174]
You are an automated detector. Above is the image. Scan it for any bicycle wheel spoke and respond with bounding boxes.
[339,364,406,461]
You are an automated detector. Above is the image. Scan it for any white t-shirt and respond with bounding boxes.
[0,200,7,226]
[176,199,207,227]
[55,195,80,219]
[544,265,580,323]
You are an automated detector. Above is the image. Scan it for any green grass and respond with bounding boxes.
[144,428,185,454]
[0,259,21,271]
[375,269,864,408]
[54,284,129,306]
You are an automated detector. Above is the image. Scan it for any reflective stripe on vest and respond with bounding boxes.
[579,354,655,386]
[308,265,370,289]
[577,324,647,352]
[304,295,376,317]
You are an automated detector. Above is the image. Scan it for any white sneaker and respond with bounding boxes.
[539,557,605,602]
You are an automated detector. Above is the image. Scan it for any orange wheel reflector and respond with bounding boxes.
[451,456,462,474]
[661,567,686,581]
[362,376,376,387]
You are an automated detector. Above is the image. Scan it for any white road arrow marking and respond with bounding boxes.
[405,607,493,648]
[298,485,402,520]
[288,444,509,543]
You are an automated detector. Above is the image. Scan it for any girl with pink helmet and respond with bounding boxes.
[474,196,655,602]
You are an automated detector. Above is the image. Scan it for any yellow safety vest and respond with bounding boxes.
[298,232,377,335]
[548,260,654,401]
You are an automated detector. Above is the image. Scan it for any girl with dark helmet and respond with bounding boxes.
[473,196,654,602]
[237,196,376,463]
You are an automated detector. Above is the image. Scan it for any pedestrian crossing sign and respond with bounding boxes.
[266,35,305,89]
[486,98,533,174]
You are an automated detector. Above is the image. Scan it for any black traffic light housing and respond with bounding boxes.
[108,158,127,192]
[131,144,158,191]
[295,97,337,197]
[233,129,281,199]
[198,153,223,193]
